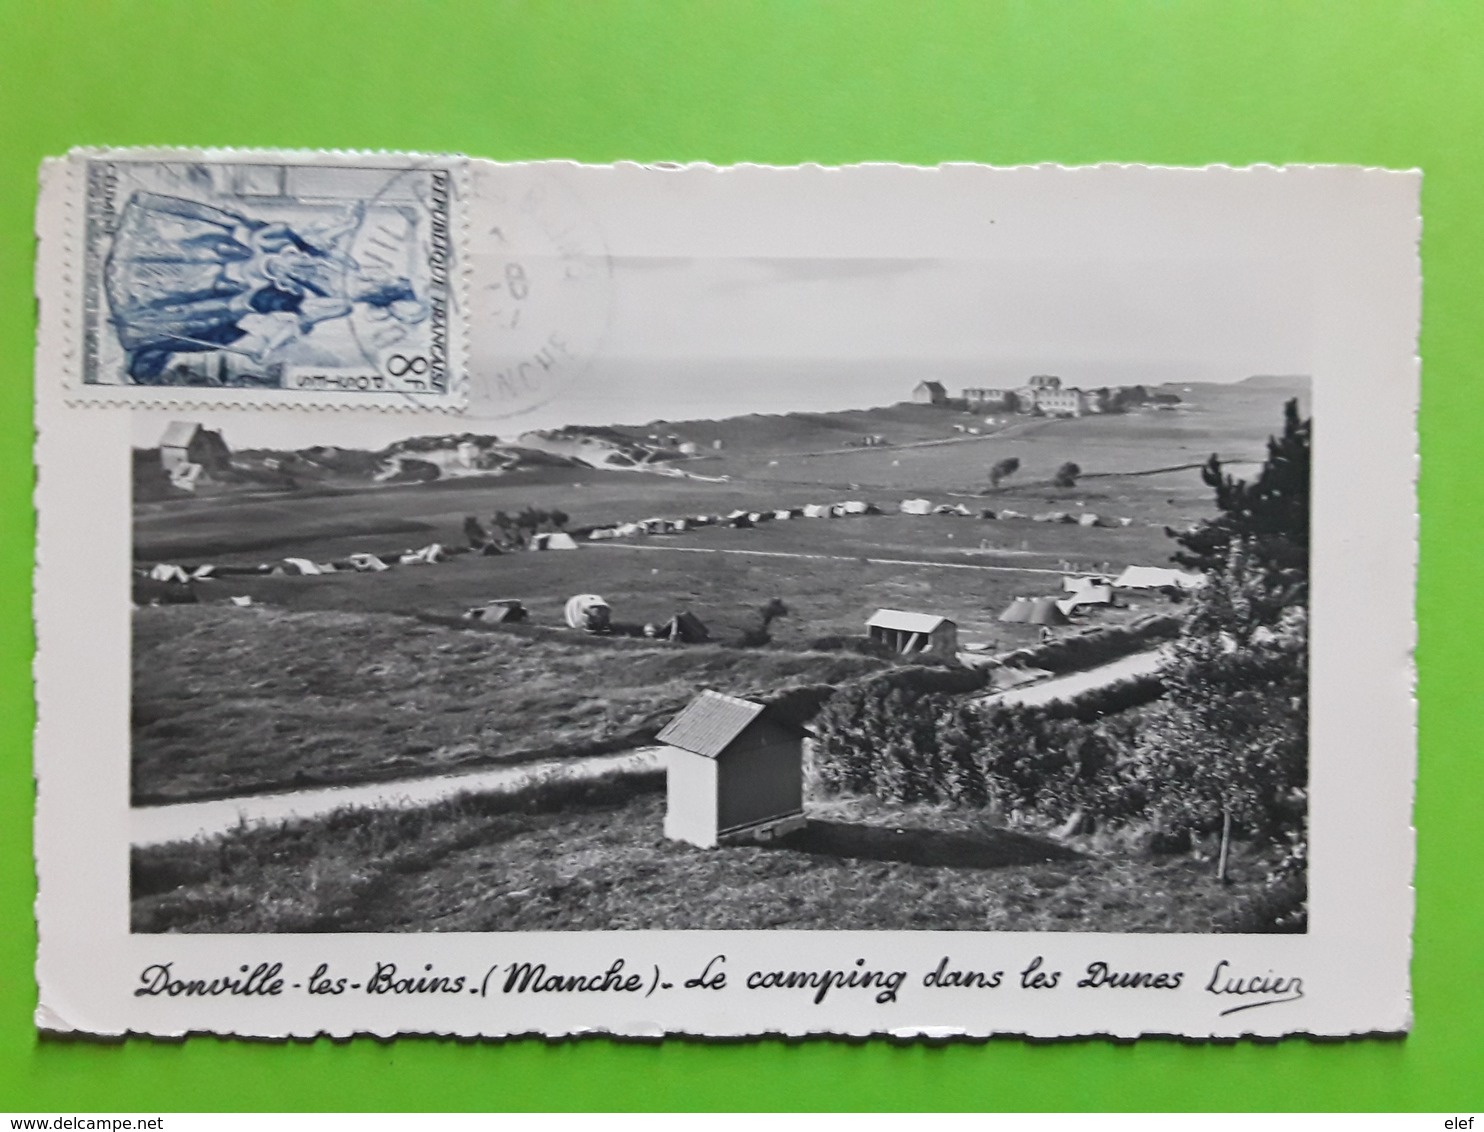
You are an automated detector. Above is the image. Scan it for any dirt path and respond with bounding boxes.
[978,647,1168,708]
[130,748,663,848]
[594,542,1071,576]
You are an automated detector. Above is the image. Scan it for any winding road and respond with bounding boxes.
[977,646,1168,708]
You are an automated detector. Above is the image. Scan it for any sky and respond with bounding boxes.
[130,251,1311,452]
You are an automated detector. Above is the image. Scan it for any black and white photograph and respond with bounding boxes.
[34,157,1415,1038]
[127,322,1311,937]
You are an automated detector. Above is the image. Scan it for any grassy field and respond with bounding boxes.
[132,606,888,804]
[165,514,1181,647]
[131,380,1301,805]
[131,770,1297,933]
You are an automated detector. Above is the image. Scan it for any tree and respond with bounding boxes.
[549,508,570,530]
[1136,543,1309,881]
[1053,461,1081,488]
[1171,397,1310,592]
[989,457,1020,488]
[463,515,489,549]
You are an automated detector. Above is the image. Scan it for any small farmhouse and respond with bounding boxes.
[865,608,959,658]
[158,421,230,476]
[912,380,948,404]
[658,690,807,848]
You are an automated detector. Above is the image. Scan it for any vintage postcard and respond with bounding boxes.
[57,148,467,409]
[33,158,1418,1039]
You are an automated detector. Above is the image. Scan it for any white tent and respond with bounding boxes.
[399,543,445,566]
[899,498,933,515]
[802,503,831,518]
[1056,584,1114,615]
[281,557,322,576]
[148,563,190,583]
[531,532,578,551]
[841,500,869,515]
[1113,565,1206,590]
[1063,574,1113,592]
[347,553,389,572]
[773,509,792,521]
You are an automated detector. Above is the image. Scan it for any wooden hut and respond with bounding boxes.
[658,691,807,848]
[865,609,959,658]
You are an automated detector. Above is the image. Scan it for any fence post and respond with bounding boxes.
[1217,809,1233,884]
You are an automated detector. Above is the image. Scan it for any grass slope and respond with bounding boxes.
[132,606,887,804]
[132,771,1293,934]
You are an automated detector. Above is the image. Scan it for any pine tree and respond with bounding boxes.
[1171,397,1310,592]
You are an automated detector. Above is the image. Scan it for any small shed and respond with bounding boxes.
[159,421,230,475]
[865,609,959,657]
[912,380,948,404]
[658,691,807,848]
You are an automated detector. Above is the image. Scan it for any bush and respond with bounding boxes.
[1000,615,1180,674]
[810,680,1148,825]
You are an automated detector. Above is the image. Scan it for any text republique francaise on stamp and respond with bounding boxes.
[64,149,468,410]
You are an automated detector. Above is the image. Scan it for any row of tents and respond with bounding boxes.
[994,566,1207,627]
[139,531,589,587]
[462,594,713,644]
[584,498,1136,542]
[586,502,884,540]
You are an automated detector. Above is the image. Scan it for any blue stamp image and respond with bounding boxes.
[77,152,463,402]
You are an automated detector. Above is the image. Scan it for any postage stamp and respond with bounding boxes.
[32,159,1419,1039]
[53,148,467,409]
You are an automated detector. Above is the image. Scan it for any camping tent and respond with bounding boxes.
[1056,584,1114,615]
[934,503,971,516]
[464,599,527,623]
[998,597,1037,623]
[148,563,190,583]
[841,500,869,515]
[1113,565,1206,590]
[899,498,933,515]
[802,504,830,519]
[531,532,579,550]
[399,543,445,565]
[347,553,389,572]
[1025,596,1070,626]
[1063,574,1113,592]
[281,557,322,576]
[660,611,710,643]
[564,594,611,632]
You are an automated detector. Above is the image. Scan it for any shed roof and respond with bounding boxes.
[658,690,800,759]
[160,421,201,449]
[915,380,946,394]
[867,608,954,633]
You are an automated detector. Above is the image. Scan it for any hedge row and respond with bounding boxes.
[997,614,1180,674]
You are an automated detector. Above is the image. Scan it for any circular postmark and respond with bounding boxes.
[466,165,615,422]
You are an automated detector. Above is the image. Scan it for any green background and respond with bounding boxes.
[2,0,1478,1112]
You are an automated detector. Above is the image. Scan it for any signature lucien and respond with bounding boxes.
[1206,960,1305,1016]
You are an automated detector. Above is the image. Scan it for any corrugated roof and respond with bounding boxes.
[866,608,953,634]
[656,690,767,759]
[160,421,201,449]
